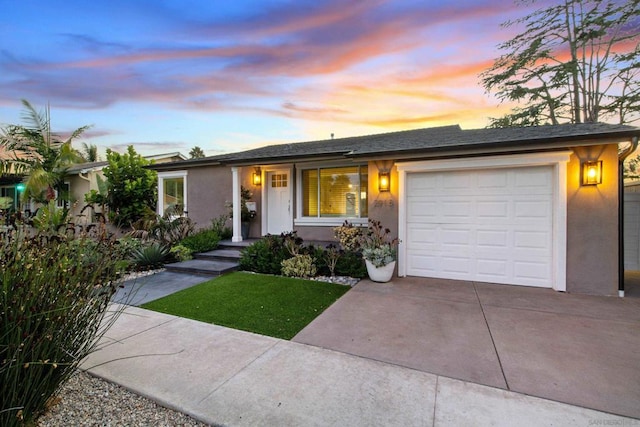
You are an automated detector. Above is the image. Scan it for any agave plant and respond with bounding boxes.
[132,243,170,270]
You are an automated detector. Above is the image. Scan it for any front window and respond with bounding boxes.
[158,171,187,217]
[163,177,184,215]
[56,182,70,209]
[302,165,368,218]
[0,186,17,212]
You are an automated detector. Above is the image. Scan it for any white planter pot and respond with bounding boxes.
[365,259,396,283]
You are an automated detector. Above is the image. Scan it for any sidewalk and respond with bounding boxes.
[82,305,637,426]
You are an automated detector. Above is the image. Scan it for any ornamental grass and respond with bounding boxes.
[0,230,126,427]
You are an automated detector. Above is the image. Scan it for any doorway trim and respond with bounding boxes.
[261,164,294,236]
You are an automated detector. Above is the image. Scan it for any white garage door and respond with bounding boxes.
[405,166,554,287]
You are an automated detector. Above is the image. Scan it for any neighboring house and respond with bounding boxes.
[64,152,186,223]
[150,123,640,296]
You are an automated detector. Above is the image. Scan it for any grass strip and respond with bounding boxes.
[141,272,350,339]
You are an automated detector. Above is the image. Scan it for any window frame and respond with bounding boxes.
[157,171,188,217]
[55,181,71,209]
[295,162,369,227]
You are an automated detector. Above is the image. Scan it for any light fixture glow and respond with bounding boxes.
[582,161,602,186]
[379,172,390,192]
[252,167,262,186]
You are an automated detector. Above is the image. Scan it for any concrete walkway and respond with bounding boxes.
[83,303,639,426]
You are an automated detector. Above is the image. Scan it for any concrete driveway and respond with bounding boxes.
[292,277,640,419]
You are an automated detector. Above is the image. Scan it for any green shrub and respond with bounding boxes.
[281,254,317,278]
[132,243,170,270]
[0,233,125,427]
[211,214,232,240]
[179,229,220,253]
[239,234,291,275]
[307,245,329,276]
[335,251,367,278]
[103,146,157,227]
[170,244,193,261]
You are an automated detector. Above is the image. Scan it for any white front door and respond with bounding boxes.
[267,170,292,234]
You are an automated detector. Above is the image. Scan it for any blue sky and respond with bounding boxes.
[0,0,539,157]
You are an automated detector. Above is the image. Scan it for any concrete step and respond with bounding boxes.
[165,259,238,277]
[196,249,242,262]
[217,239,259,250]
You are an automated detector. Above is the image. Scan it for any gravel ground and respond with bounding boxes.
[37,372,211,427]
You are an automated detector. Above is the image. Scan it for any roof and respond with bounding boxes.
[151,123,640,170]
[66,151,187,174]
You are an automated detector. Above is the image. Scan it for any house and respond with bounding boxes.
[150,123,640,296]
[64,152,186,222]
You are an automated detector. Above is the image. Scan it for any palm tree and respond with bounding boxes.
[189,146,205,159]
[2,100,90,203]
[80,142,99,162]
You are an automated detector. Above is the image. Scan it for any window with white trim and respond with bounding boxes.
[301,165,368,218]
[158,171,187,217]
[56,182,70,209]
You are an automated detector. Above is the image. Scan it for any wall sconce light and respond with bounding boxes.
[582,160,602,186]
[252,167,262,186]
[379,171,390,192]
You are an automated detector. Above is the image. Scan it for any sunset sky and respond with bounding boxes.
[0,0,545,157]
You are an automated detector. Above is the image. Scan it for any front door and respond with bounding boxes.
[266,170,291,234]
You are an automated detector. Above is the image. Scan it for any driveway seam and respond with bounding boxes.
[472,282,510,390]
[432,375,439,427]
[196,339,280,404]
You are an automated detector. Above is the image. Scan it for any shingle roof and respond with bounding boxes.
[152,123,639,170]
[224,125,463,161]
[223,123,638,164]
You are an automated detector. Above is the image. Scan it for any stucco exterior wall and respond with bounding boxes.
[566,144,619,295]
[67,171,106,223]
[68,175,90,220]
[186,165,233,230]
[367,161,399,239]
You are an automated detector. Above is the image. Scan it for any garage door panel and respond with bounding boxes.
[440,256,472,274]
[406,225,437,249]
[477,201,509,219]
[476,259,507,277]
[442,172,472,189]
[477,170,508,188]
[515,169,552,189]
[515,200,551,219]
[513,261,551,285]
[408,254,438,274]
[476,230,508,248]
[405,166,554,288]
[407,201,437,219]
[514,230,550,250]
[440,201,472,218]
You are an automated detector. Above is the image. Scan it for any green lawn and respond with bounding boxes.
[141,272,350,339]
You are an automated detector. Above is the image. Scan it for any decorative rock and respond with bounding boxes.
[310,275,360,287]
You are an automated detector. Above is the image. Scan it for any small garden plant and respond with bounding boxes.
[239,230,367,279]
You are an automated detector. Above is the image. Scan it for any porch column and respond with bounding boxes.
[231,166,242,242]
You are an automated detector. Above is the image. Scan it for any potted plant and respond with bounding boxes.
[360,219,399,282]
